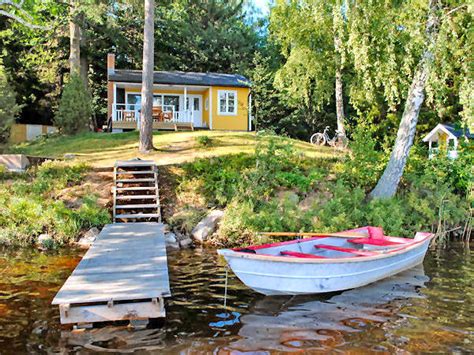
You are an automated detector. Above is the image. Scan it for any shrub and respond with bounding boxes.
[0,60,22,143]
[196,135,212,147]
[337,126,387,190]
[54,74,92,135]
[0,161,110,246]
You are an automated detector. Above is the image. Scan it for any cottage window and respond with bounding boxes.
[218,90,237,115]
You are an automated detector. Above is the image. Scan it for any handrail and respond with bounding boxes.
[111,103,194,123]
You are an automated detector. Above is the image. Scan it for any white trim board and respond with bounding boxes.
[422,123,457,142]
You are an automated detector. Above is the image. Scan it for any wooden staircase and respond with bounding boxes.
[113,159,161,223]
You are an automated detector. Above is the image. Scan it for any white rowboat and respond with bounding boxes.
[218,226,434,295]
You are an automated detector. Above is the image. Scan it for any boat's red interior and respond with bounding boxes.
[348,238,404,246]
[314,244,378,256]
[280,251,326,258]
[233,235,328,251]
[231,226,428,259]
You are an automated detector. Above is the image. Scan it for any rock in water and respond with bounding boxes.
[37,234,54,250]
[77,227,100,248]
[192,210,224,242]
[165,232,180,250]
[179,237,193,248]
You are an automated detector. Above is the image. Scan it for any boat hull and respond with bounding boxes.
[219,238,431,295]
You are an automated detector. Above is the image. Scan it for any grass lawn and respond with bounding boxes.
[11,130,339,167]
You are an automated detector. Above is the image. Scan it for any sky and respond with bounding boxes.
[252,0,270,16]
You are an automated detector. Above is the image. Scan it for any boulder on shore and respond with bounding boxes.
[164,232,180,250]
[36,233,54,249]
[76,227,100,248]
[192,210,224,243]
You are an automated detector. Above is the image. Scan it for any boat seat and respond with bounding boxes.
[314,244,378,256]
[280,251,326,259]
[348,238,404,247]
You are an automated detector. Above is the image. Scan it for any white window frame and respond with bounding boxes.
[218,90,237,116]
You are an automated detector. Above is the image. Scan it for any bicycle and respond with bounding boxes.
[310,126,348,148]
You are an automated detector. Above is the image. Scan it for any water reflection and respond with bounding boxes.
[227,265,428,352]
[0,245,472,353]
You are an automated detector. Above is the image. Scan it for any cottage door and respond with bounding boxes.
[186,95,202,127]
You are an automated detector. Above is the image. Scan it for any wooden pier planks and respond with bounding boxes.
[52,222,170,325]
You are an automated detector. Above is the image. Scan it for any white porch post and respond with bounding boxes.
[248,93,252,131]
[112,83,117,122]
[209,87,213,130]
[184,86,188,122]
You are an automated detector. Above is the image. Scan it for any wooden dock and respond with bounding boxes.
[52,222,170,325]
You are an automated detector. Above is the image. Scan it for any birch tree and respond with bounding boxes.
[369,0,441,199]
[139,0,155,152]
[270,0,348,133]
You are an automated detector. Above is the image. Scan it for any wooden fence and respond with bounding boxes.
[10,123,57,144]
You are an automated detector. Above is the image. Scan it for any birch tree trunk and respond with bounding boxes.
[333,1,345,134]
[335,62,345,134]
[69,0,81,76]
[139,0,155,152]
[369,0,440,199]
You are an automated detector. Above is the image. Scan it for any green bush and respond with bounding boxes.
[0,161,110,246]
[196,135,212,147]
[54,74,92,135]
[183,153,255,206]
[338,126,387,190]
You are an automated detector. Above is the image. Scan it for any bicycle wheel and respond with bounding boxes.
[310,133,326,146]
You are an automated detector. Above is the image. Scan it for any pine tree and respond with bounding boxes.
[54,74,92,135]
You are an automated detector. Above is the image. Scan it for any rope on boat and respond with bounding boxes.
[223,265,229,310]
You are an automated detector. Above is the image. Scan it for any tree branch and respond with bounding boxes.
[0,9,50,30]
[444,4,467,17]
[1,1,32,19]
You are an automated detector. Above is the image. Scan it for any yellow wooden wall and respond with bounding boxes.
[120,86,250,131]
[211,86,250,131]
[202,89,209,127]
[9,124,27,144]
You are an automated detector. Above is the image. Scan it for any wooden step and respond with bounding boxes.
[115,204,159,209]
[116,178,156,183]
[116,186,157,191]
[115,195,157,200]
[115,160,155,168]
[115,213,160,219]
[115,170,156,175]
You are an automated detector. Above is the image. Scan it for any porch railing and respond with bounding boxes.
[112,103,194,125]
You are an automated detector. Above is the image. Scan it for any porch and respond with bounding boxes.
[110,83,210,132]
[112,103,196,131]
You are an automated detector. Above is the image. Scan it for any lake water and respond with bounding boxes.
[0,243,472,353]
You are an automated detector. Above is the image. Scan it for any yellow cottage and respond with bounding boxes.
[106,54,252,132]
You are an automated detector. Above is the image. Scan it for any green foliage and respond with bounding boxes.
[0,59,21,143]
[183,153,255,206]
[54,74,92,135]
[168,207,207,235]
[196,135,212,147]
[202,133,469,247]
[337,126,387,190]
[0,161,110,246]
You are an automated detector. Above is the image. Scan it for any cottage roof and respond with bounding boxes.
[442,123,473,139]
[108,69,251,88]
[422,123,473,142]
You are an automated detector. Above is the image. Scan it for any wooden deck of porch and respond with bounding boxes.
[113,120,194,131]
